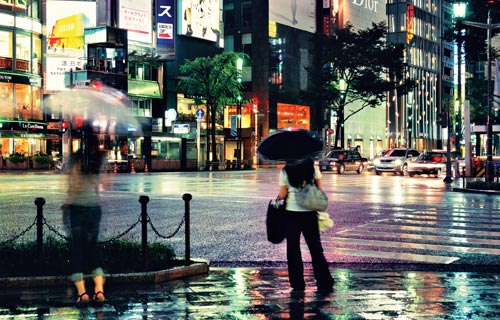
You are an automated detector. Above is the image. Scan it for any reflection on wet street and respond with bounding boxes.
[2,267,500,319]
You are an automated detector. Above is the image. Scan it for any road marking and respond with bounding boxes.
[359,223,500,238]
[328,237,500,255]
[339,229,500,246]
[322,247,459,264]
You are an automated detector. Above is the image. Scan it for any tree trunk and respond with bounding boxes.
[205,107,211,170]
[211,110,218,163]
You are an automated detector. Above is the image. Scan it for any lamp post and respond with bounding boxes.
[459,10,500,183]
[236,58,243,169]
[337,78,347,149]
[444,104,453,183]
[407,92,413,148]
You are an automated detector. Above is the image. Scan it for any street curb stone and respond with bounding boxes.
[0,260,209,288]
[452,187,500,195]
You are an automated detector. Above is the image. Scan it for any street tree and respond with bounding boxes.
[178,52,244,169]
[309,22,415,148]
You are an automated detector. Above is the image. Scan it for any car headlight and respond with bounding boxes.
[373,159,381,165]
[394,159,403,165]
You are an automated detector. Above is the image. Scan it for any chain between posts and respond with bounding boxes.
[0,195,192,268]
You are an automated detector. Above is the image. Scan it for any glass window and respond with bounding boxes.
[242,33,252,58]
[16,33,31,72]
[32,36,41,74]
[0,82,13,118]
[224,35,234,52]
[223,3,235,29]
[241,1,252,27]
[0,30,13,59]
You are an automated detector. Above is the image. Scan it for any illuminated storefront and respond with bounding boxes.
[0,2,45,159]
[277,103,310,130]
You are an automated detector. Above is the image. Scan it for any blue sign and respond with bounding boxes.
[156,0,175,60]
[196,109,205,119]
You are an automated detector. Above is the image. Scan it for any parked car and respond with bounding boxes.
[407,150,447,177]
[318,149,367,174]
[373,148,420,176]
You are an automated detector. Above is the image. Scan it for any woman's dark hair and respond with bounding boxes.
[284,158,314,188]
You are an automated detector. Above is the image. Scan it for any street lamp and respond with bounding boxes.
[459,9,500,183]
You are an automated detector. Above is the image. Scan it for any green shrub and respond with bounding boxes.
[0,237,177,277]
[466,180,500,191]
[34,155,51,164]
[7,153,27,163]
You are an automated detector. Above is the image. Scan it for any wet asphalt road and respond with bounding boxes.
[1,168,500,268]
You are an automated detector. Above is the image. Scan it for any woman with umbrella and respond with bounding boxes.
[258,129,334,291]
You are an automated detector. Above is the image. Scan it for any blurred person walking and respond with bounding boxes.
[63,138,106,305]
[278,159,334,291]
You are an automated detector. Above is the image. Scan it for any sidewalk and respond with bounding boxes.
[2,266,500,319]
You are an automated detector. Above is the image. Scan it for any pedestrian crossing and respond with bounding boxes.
[315,206,500,264]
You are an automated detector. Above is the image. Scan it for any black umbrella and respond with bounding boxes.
[257,129,324,161]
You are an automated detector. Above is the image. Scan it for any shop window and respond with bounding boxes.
[15,83,30,119]
[0,83,13,118]
[277,103,310,130]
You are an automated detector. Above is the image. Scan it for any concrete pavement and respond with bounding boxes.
[2,266,500,319]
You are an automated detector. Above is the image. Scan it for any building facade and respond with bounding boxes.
[0,1,44,160]
[386,0,443,152]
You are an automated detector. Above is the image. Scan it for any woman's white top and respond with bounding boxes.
[279,165,321,212]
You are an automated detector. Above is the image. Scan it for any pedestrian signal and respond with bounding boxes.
[59,121,69,133]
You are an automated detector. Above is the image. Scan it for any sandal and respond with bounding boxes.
[93,291,105,303]
[76,292,90,306]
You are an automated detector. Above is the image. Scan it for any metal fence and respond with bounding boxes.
[0,194,193,272]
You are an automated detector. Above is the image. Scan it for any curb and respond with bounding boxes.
[0,259,210,288]
[452,187,500,195]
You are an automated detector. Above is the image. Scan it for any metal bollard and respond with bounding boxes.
[139,195,149,271]
[462,166,466,188]
[34,197,46,271]
[182,193,192,266]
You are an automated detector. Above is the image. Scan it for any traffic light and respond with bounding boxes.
[437,112,448,128]
[59,121,69,133]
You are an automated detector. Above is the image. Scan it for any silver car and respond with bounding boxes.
[373,148,420,176]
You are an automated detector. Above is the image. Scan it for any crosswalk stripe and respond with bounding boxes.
[357,222,500,237]
[338,229,500,246]
[327,237,500,255]
[385,218,500,229]
[323,247,459,264]
[393,213,500,223]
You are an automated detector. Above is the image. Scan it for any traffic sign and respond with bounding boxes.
[196,109,205,119]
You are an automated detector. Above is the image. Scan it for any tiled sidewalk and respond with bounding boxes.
[2,267,500,319]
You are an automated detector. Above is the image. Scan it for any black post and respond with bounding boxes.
[182,193,192,266]
[35,197,46,270]
[139,195,149,271]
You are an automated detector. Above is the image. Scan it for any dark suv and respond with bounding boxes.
[318,149,367,174]
[373,148,420,176]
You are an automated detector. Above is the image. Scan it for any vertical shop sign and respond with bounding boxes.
[406,4,415,46]
[156,0,175,60]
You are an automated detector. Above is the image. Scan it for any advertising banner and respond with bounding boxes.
[179,0,220,42]
[269,0,316,33]
[156,0,175,60]
[119,0,152,44]
[45,1,96,91]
